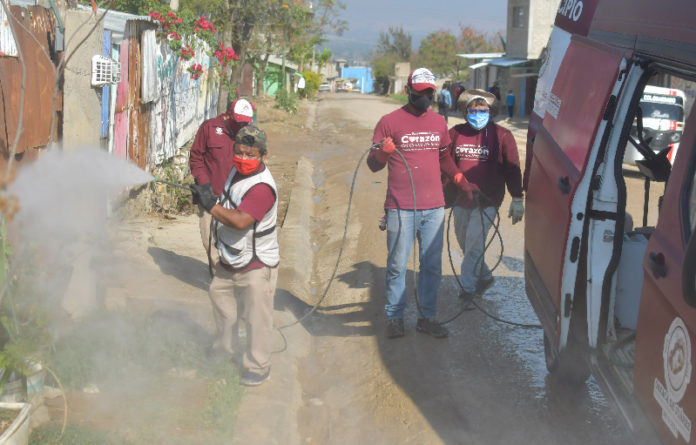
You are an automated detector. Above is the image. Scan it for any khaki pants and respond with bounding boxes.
[209,264,278,374]
[199,206,220,274]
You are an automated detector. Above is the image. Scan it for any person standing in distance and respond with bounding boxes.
[189,98,255,275]
[368,67,478,339]
[506,89,515,120]
[437,81,452,123]
[190,125,279,387]
[447,89,524,302]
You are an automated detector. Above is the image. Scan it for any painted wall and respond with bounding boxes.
[341,66,374,94]
[62,9,104,151]
[529,0,557,59]
[140,31,219,167]
[507,0,556,59]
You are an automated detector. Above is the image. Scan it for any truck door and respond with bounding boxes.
[525,35,629,351]
[633,105,696,444]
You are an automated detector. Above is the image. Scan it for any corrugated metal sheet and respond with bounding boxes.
[0,5,59,173]
[127,21,148,169]
[9,0,36,7]
[76,5,151,44]
[141,29,158,103]
[113,39,129,160]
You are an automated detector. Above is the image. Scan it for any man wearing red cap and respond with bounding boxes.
[190,98,255,274]
[367,67,477,339]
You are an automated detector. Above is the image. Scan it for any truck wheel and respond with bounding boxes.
[543,333,590,384]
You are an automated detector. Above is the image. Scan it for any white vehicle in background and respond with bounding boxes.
[624,85,686,165]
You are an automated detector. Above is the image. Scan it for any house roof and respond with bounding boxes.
[76,4,153,44]
[9,0,37,6]
[457,52,504,60]
[468,61,490,70]
[488,58,529,67]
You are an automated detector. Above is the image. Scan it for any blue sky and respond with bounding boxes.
[326,0,508,55]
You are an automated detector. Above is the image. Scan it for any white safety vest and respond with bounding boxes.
[214,167,279,269]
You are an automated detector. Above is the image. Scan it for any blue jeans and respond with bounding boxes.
[453,206,496,293]
[385,207,444,319]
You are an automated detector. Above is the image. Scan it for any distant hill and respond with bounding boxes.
[325,38,373,64]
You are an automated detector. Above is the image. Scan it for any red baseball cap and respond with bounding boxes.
[229,98,254,123]
[407,68,437,92]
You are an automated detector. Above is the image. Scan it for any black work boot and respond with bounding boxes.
[416,318,449,338]
[386,318,405,338]
[476,276,495,295]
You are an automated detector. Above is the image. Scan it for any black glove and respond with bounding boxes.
[190,183,217,212]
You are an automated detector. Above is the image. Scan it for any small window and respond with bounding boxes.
[512,6,525,28]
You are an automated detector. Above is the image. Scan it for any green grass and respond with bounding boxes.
[389,93,408,104]
[38,310,244,444]
[30,424,131,445]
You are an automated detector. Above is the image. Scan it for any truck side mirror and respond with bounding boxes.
[683,229,696,307]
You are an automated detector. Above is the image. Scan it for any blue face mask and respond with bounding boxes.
[467,111,490,130]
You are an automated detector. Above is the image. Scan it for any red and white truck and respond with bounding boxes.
[524,0,696,442]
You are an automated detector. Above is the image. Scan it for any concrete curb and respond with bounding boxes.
[231,156,315,445]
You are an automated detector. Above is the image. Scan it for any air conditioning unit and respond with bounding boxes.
[91,55,121,86]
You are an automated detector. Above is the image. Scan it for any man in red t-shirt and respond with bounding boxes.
[368,67,477,339]
[189,98,255,274]
[190,125,278,387]
[447,89,524,301]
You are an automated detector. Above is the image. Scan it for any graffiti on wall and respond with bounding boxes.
[144,34,219,166]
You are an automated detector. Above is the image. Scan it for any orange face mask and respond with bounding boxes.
[233,156,260,175]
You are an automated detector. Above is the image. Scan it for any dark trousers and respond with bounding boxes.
[507,105,514,119]
[438,105,449,123]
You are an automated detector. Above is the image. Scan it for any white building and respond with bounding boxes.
[460,0,557,117]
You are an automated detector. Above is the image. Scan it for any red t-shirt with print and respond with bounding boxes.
[368,106,457,210]
[447,122,523,208]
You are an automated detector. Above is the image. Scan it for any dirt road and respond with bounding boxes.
[93,94,643,444]
[234,94,635,444]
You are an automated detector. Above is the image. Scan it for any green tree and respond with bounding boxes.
[371,52,400,95]
[371,25,412,95]
[416,30,458,78]
[375,25,411,60]
[101,0,345,105]
[317,46,332,74]
[455,26,503,80]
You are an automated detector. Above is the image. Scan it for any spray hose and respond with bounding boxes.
[272,141,539,355]
[152,177,191,191]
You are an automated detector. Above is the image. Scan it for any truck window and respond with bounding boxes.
[624,82,688,168]
[640,101,683,122]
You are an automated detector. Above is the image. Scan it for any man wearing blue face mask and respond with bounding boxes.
[446,89,524,301]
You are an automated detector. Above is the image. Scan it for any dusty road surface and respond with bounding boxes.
[76,93,660,444]
[259,93,636,445]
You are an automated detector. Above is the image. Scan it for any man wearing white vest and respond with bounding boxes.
[190,125,278,387]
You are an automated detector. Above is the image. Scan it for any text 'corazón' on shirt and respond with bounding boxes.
[369,107,455,210]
